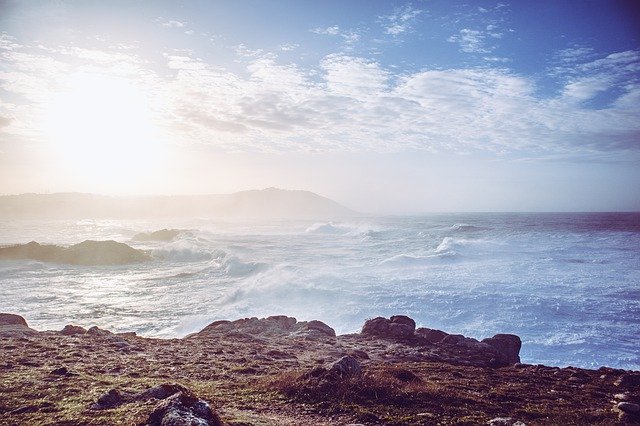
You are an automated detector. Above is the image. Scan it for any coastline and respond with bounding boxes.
[1,313,638,425]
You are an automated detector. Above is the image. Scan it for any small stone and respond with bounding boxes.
[487,418,525,426]
[617,402,640,414]
[614,393,630,401]
[49,367,77,377]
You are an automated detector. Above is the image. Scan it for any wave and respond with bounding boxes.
[449,223,489,232]
[305,221,380,237]
[380,253,445,267]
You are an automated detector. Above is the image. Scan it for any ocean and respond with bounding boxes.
[0,213,638,370]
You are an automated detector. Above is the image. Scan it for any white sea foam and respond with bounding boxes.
[1,213,639,370]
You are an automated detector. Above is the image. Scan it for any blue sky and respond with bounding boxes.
[0,0,639,212]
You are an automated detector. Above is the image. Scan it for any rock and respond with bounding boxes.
[136,383,189,401]
[90,389,134,410]
[60,324,86,335]
[0,240,151,265]
[61,240,151,265]
[86,326,113,336]
[144,389,222,426]
[481,334,522,365]
[390,315,416,330]
[416,327,448,343]
[0,313,28,326]
[299,320,336,338]
[617,402,640,413]
[361,315,415,339]
[50,367,77,377]
[132,229,183,242]
[487,417,525,426]
[329,356,362,379]
[0,313,37,337]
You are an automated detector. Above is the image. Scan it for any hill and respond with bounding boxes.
[0,188,355,220]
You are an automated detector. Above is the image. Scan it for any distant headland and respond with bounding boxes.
[0,188,356,220]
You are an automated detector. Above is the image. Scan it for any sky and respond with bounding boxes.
[0,0,639,213]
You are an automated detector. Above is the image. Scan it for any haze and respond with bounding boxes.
[1,0,639,213]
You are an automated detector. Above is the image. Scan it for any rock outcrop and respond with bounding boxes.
[0,240,151,265]
[0,313,37,337]
[132,229,185,242]
[193,315,336,341]
[361,315,416,339]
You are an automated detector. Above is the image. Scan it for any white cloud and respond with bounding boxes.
[280,43,299,52]
[448,29,490,53]
[1,38,639,159]
[161,20,185,28]
[379,4,422,36]
[311,25,360,46]
[312,26,340,36]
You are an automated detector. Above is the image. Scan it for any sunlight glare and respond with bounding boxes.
[42,72,165,191]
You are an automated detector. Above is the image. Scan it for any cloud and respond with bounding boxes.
[448,29,490,53]
[280,43,299,52]
[311,25,360,46]
[1,36,639,160]
[161,20,185,28]
[312,26,340,36]
[379,4,422,36]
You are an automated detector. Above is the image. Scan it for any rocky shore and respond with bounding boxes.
[1,313,638,425]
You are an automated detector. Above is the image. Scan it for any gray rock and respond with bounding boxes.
[144,390,222,426]
[617,402,640,413]
[487,417,525,426]
[330,356,362,379]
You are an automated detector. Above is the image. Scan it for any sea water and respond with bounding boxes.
[0,213,638,370]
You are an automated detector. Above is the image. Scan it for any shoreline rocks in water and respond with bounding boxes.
[1,312,638,425]
[0,240,151,265]
[131,228,186,242]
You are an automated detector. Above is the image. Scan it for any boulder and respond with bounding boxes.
[86,326,113,337]
[416,327,449,343]
[330,356,362,379]
[195,316,335,341]
[144,389,222,426]
[132,229,183,242]
[361,315,416,339]
[0,313,28,327]
[60,324,87,335]
[293,320,336,340]
[0,240,151,265]
[0,313,37,337]
[481,334,522,365]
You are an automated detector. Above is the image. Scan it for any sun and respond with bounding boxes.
[42,72,165,191]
